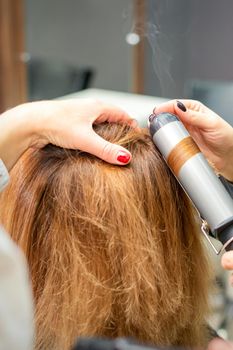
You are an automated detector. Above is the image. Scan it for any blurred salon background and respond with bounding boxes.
[0,0,233,342]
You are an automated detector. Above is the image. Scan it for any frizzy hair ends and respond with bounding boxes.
[0,123,212,350]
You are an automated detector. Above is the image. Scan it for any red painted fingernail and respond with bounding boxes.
[117,151,131,164]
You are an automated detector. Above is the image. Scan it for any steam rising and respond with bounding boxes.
[145,21,176,96]
[124,1,190,97]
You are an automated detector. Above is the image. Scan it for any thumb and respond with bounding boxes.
[174,100,215,129]
[82,131,132,165]
[221,251,233,270]
[207,339,233,350]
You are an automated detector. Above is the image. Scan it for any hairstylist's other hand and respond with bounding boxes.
[208,338,233,350]
[154,99,233,182]
[0,99,136,171]
[221,251,233,285]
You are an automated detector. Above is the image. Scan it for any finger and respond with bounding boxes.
[153,99,177,115]
[154,99,218,129]
[80,130,132,165]
[95,104,138,128]
[153,99,198,115]
[207,339,233,350]
[174,101,217,129]
[230,272,233,286]
[221,251,233,270]
[152,100,210,130]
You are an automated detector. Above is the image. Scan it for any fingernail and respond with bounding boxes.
[148,113,156,122]
[177,100,187,112]
[117,151,131,164]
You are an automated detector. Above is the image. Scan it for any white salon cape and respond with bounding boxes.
[0,160,34,350]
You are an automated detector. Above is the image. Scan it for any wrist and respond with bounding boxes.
[218,152,233,182]
[215,130,233,182]
[0,103,37,170]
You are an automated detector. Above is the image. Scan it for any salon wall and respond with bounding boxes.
[144,0,233,100]
[25,0,133,92]
[186,0,233,83]
[25,0,233,120]
[144,0,190,98]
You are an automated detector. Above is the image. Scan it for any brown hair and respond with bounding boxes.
[0,124,212,350]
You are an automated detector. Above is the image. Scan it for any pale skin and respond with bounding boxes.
[207,339,233,350]
[156,99,233,350]
[0,99,137,171]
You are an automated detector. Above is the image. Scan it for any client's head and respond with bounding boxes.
[0,123,212,350]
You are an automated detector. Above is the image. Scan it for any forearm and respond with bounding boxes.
[218,135,233,182]
[0,103,38,171]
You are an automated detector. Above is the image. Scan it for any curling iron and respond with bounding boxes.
[148,112,233,254]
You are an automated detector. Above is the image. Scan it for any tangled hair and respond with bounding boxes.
[0,124,212,350]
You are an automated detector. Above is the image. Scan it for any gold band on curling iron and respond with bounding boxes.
[167,137,201,176]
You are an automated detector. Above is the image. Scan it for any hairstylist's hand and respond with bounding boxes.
[155,99,233,280]
[221,251,233,285]
[0,99,136,171]
[154,99,233,182]
[208,338,233,350]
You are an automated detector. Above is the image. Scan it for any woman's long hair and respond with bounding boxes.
[0,124,212,350]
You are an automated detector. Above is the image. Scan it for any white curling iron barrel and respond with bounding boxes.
[148,112,233,253]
